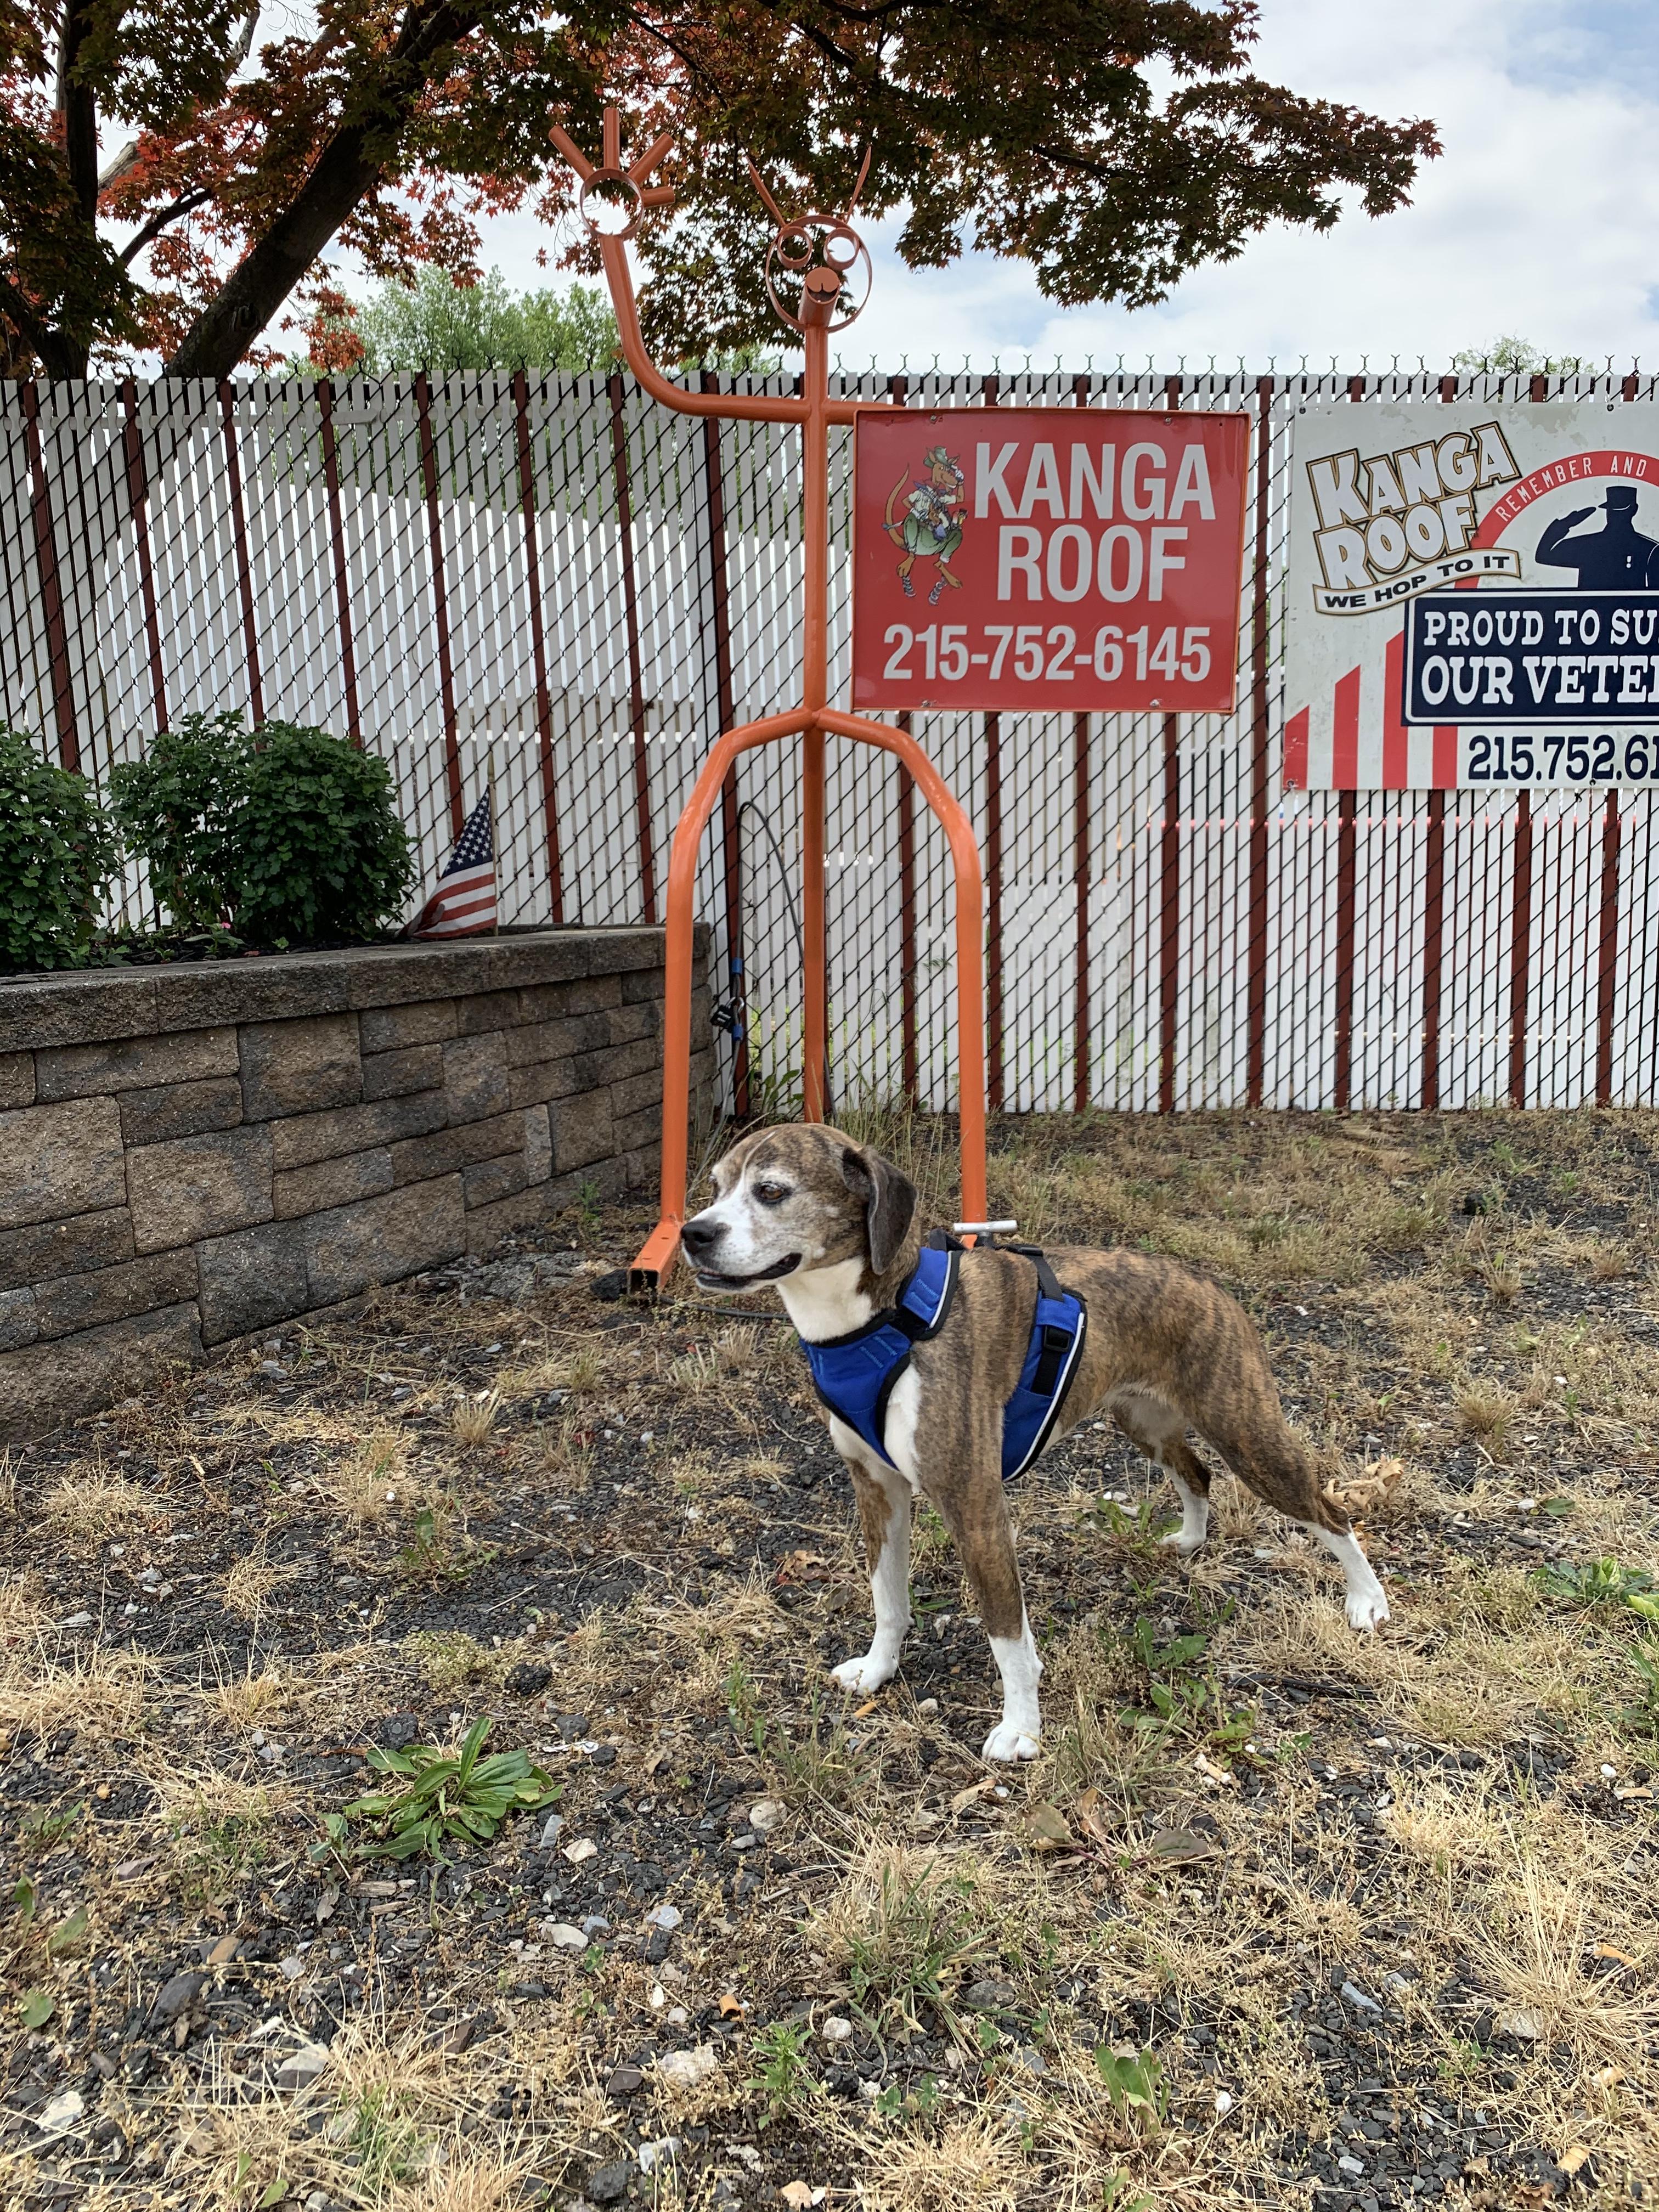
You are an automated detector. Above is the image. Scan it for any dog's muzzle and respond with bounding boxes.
[680,1215,800,1290]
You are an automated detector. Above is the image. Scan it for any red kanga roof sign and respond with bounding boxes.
[852,408,1249,715]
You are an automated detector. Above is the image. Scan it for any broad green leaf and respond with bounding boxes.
[20,1989,54,2028]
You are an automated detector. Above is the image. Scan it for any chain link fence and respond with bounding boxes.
[4,368,1657,1115]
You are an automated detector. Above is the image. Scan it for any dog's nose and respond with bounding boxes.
[680,1215,725,1260]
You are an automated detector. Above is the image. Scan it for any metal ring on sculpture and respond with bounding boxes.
[578,168,646,241]
[764,217,871,334]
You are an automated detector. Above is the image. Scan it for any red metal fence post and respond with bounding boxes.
[1246,373,1274,1107]
[701,370,747,1111]
[1596,793,1620,1105]
[317,378,362,745]
[414,371,462,838]
[1071,371,1093,1112]
[218,381,264,727]
[608,370,658,926]
[980,370,1005,1111]
[1421,792,1446,1109]
[1159,712,1180,1113]
[22,382,77,770]
[120,377,167,734]
[1333,791,1358,1110]
[513,369,564,922]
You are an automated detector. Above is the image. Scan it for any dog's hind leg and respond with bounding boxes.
[1113,1393,1213,1555]
[1199,1381,1390,1632]
[828,1420,913,1693]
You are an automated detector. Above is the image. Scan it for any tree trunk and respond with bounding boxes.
[165,0,481,381]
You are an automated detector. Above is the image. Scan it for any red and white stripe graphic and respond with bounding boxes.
[1284,630,1460,791]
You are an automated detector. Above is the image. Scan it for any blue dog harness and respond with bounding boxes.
[801,1238,1087,1481]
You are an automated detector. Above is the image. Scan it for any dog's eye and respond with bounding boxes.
[753,1182,789,1207]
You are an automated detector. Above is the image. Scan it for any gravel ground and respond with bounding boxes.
[2,1109,1656,2211]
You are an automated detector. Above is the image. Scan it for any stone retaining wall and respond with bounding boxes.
[0,928,713,1443]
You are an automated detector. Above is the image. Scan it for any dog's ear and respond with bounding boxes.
[839,1144,916,1276]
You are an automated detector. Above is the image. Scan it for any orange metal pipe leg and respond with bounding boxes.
[629,710,812,1290]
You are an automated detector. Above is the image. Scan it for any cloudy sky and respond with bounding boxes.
[473,0,1659,373]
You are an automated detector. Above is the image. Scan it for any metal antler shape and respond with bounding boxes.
[549,108,989,1287]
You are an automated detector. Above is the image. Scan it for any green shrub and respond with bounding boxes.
[108,710,246,932]
[112,716,414,947]
[0,724,119,971]
[224,723,414,945]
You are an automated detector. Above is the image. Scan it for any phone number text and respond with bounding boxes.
[881,621,1214,685]
[1467,731,1659,783]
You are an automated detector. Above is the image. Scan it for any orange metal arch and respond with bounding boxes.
[628,708,990,1290]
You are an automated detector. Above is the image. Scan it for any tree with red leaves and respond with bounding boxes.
[0,1,1438,380]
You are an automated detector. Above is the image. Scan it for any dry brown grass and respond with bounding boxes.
[0,1638,153,1739]
[39,1466,166,1552]
[315,1425,426,1522]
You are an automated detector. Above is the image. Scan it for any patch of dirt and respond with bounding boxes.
[2,1110,1656,2211]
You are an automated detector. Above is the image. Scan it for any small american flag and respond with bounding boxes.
[406,793,498,938]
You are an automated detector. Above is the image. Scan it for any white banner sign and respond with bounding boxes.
[1285,402,1659,788]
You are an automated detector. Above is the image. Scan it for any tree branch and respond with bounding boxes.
[165,0,483,379]
[118,188,215,267]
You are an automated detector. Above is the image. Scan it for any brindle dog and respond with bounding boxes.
[680,1125,1389,1763]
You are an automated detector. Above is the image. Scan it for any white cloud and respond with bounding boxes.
[471,0,1659,371]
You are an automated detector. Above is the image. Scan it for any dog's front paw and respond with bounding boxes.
[981,1719,1040,1763]
[1345,1587,1390,1632]
[1159,1528,1206,1558]
[831,1651,898,1694]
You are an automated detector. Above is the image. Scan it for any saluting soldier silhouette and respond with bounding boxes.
[1535,485,1659,587]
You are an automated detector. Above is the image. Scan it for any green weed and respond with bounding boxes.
[314,1716,560,1868]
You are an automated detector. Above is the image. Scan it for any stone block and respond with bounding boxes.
[481,930,651,992]
[273,1148,395,1220]
[502,1012,611,1066]
[549,1091,614,1174]
[152,960,353,1032]
[0,1053,34,1109]
[462,1153,531,1211]
[359,999,457,1053]
[360,1043,443,1101]
[556,975,623,1017]
[35,1024,237,1102]
[269,1089,447,1171]
[390,1108,522,1184]
[0,1205,134,1294]
[622,964,672,1005]
[128,1126,274,1254]
[507,1059,582,1111]
[119,1076,244,1148]
[240,1013,362,1120]
[456,988,521,1038]
[606,1000,662,1047]
[32,1248,199,1343]
[0,1287,37,1351]
[464,1183,554,1257]
[620,1144,663,1194]
[610,1068,664,1120]
[612,1101,666,1155]
[442,1034,510,1123]
[197,1220,309,1345]
[0,972,159,1055]
[524,1105,552,1184]
[0,1301,202,1447]
[0,1096,125,1229]
[302,1177,465,1306]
